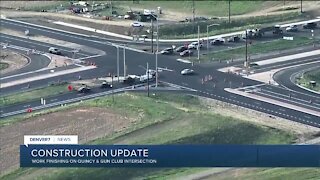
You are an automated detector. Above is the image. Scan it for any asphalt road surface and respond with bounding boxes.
[1,18,319,128]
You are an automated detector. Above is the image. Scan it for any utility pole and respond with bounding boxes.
[147,62,150,97]
[228,0,231,24]
[245,30,248,69]
[300,0,303,13]
[192,0,195,34]
[123,44,126,78]
[110,0,113,15]
[197,25,200,60]
[151,19,154,53]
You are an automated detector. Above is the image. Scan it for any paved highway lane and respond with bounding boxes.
[0,19,119,57]
[0,49,51,77]
[240,84,320,105]
[0,64,80,84]
[252,56,320,74]
[1,33,94,59]
[238,86,320,112]
[274,61,320,96]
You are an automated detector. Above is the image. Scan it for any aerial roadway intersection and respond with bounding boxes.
[0,17,319,128]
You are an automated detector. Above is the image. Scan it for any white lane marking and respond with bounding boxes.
[176,59,192,64]
[253,90,320,111]
[160,81,198,92]
[225,88,320,118]
[245,83,320,101]
[157,67,174,72]
[1,19,147,53]
[256,49,320,66]
[1,35,91,56]
[1,18,91,37]
[75,54,104,61]
[53,21,132,40]
[257,57,320,72]
[259,88,320,106]
[236,83,265,90]
[0,66,96,88]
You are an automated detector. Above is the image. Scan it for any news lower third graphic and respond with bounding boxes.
[21,135,320,167]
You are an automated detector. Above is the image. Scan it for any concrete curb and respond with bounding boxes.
[291,66,320,95]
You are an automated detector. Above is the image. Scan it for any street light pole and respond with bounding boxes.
[116,45,119,82]
[156,14,159,87]
[151,19,154,53]
[197,25,200,60]
[206,24,220,53]
[123,44,126,78]
[245,30,248,69]
[311,29,314,47]
[207,25,209,52]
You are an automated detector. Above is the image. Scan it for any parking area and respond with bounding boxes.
[155,23,319,61]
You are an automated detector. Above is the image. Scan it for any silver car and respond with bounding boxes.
[181,69,194,75]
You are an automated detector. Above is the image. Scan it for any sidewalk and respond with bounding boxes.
[256,49,320,66]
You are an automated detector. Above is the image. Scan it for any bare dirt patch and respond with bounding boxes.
[0,1,65,10]
[0,49,29,75]
[0,107,137,176]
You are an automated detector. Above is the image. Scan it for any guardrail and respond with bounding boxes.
[0,83,152,118]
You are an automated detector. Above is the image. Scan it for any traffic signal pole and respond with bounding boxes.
[147,62,150,97]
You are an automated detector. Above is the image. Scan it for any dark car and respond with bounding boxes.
[78,86,91,93]
[175,46,188,52]
[227,36,241,42]
[123,77,136,85]
[179,50,193,57]
[100,81,112,88]
[160,47,174,55]
[303,22,317,29]
[210,38,225,45]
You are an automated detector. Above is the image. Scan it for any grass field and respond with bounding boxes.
[0,1,68,11]
[116,1,272,17]
[0,84,68,107]
[0,62,9,70]
[1,92,297,180]
[297,69,320,92]
[196,36,315,62]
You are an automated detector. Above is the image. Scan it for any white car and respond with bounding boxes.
[188,42,203,49]
[124,15,131,19]
[181,69,194,75]
[286,25,298,32]
[48,47,61,55]
[146,69,156,77]
[131,22,144,27]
